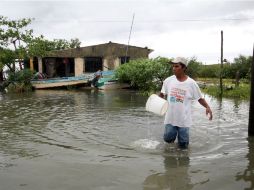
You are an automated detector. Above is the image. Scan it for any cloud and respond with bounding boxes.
[1,0,254,64]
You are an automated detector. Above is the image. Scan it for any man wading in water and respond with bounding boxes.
[159,57,213,149]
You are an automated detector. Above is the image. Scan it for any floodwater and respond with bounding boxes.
[0,89,252,190]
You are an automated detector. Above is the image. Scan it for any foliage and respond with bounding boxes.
[0,15,34,70]
[0,15,33,48]
[199,64,220,78]
[202,84,250,99]
[116,57,205,93]
[0,15,252,98]
[0,48,16,71]
[116,55,252,99]
[6,69,34,92]
[149,57,173,88]
[0,15,81,92]
[198,55,253,80]
[28,36,81,57]
[232,55,252,79]
[27,36,53,57]
[51,38,81,50]
[0,15,81,67]
[69,38,81,48]
[115,57,171,93]
[186,57,202,79]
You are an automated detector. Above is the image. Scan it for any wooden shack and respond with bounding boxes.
[29,42,153,78]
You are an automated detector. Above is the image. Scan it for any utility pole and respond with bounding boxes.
[219,30,223,96]
[125,13,135,64]
[248,43,254,136]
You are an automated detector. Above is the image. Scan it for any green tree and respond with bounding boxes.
[0,15,82,92]
[186,57,202,79]
[199,64,220,78]
[0,48,16,72]
[116,57,206,93]
[1,15,82,70]
[51,38,81,51]
[116,57,171,93]
[232,55,252,79]
[0,15,33,70]
[28,36,81,57]
[69,38,81,48]
[28,35,57,57]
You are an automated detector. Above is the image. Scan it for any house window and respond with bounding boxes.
[84,57,103,72]
[120,57,130,64]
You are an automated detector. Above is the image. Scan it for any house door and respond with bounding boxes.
[84,57,103,72]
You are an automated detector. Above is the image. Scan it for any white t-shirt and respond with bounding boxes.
[161,75,202,128]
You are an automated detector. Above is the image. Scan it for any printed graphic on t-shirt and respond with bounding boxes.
[169,87,186,103]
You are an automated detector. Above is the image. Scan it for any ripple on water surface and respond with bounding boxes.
[0,91,249,165]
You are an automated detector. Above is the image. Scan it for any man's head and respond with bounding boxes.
[170,57,188,75]
[171,57,188,68]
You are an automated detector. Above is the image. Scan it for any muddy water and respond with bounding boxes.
[0,89,252,190]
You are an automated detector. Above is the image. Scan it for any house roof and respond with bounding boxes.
[46,41,153,58]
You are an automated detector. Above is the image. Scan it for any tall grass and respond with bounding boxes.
[202,84,250,100]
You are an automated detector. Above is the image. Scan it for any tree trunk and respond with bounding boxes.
[18,38,23,70]
[19,59,23,70]
[13,40,17,71]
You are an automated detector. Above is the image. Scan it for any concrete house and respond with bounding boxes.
[29,42,153,78]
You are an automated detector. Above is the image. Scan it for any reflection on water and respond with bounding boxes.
[143,151,194,190]
[0,89,252,190]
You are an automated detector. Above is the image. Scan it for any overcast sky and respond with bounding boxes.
[1,0,254,64]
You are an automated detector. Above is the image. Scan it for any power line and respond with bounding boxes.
[33,18,254,23]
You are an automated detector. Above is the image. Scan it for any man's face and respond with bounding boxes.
[172,63,184,75]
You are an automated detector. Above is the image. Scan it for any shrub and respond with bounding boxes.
[6,69,34,92]
[115,57,171,93]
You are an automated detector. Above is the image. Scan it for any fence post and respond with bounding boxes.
[220,30,223,96]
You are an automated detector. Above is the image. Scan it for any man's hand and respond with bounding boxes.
[206,106,213,120]
[198,98,213,120]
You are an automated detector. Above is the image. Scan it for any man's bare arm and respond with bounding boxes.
[198,98,213,120]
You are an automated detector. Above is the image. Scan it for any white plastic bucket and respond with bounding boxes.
[145,94,168,116]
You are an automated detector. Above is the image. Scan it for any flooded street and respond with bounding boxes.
[0,89,252,190]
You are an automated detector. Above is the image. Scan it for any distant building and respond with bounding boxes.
[29,41,153,78]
